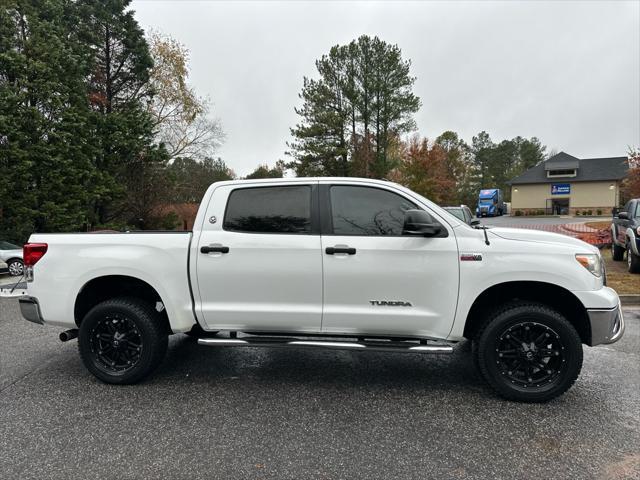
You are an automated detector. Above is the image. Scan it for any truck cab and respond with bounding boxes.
[476,189,505,217]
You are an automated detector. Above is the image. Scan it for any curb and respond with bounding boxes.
[619,295,640,306]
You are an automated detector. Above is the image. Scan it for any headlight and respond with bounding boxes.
[575,254,602,277]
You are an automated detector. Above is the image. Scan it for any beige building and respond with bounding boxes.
[510,152,628,215]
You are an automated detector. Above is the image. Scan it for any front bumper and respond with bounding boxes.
[587,300,624,346]
[19,296,44,325]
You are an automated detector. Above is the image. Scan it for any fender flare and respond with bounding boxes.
[625,227,639,256]
[610,224,618,244]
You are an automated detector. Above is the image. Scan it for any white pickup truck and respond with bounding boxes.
[19,178,624,402]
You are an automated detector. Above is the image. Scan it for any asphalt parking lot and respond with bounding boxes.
[0,273,22,287]
[0,299,638,480]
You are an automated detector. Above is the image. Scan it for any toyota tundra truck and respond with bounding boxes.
[19,178,624,402]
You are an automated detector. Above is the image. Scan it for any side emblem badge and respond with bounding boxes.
[370,300,413,307]
[460,253,483,262]
[209,216,217,224]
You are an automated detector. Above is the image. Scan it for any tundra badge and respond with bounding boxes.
[370,300,413,307]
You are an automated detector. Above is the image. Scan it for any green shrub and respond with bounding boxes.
[576,211,580,215]
[596,209,602,216]
[587,210,593,216]
[159,211,181,230]
[514,210,523,216]
[537,209,545,216]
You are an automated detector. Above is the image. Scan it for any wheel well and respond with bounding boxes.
[6,257,22,263]
[74,275,171,334]
[463,281,591,344]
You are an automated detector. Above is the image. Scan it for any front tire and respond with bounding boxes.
[78,297,168,384]
[611,241,625,261]
[7,259,24,276]
[628,245,640,273]
[473,302,583,403]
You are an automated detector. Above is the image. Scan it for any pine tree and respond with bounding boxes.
[288,35,420,178]
[78,0,170,227]
[245,160,286,179]
[0,0,98,241]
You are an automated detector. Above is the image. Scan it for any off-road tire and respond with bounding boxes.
[473,302,583,403]
[78,297,168,384]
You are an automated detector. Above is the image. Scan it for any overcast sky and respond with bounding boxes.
[131,0,640,176]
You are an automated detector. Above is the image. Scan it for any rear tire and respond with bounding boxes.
[473,302,583,403]
[611,241,625,261]
[628,245,640,273]
[78,297,168,384]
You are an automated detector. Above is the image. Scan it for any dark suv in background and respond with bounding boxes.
[611,198,640,273]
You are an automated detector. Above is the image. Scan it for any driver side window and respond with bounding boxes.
[329,186,417,236]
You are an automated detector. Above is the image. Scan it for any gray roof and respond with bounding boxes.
[543,152,579,170]
[510,152,628,185]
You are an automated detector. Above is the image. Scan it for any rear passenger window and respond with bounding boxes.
[330,186,417,236]
[224,186,312,234]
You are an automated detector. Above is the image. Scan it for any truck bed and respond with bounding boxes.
[26,232,196,332]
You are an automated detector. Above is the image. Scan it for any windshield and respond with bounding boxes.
[479,189,496,200]
[444,208,465,221]
[0,241,20,250]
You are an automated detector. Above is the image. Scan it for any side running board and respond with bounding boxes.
[198,336,454,354]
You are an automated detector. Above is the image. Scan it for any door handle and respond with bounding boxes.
[201,245,229,254]
[325,246,356,255]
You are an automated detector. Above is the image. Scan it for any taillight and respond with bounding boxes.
[23,243,48,267]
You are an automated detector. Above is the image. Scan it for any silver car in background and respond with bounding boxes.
[0,241,24,276]
[443,205,479,226]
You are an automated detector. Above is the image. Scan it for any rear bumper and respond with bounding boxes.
[587,300,624,346]
[19,296,44,325]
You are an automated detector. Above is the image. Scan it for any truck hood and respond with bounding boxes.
[489,227,598,253]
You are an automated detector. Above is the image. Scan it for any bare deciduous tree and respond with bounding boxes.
[147,31,224,160]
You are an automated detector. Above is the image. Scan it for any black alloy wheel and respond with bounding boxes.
[493,322,564,389]
[89,313,143,375]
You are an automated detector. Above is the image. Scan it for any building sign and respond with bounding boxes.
[551,183,570,195]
